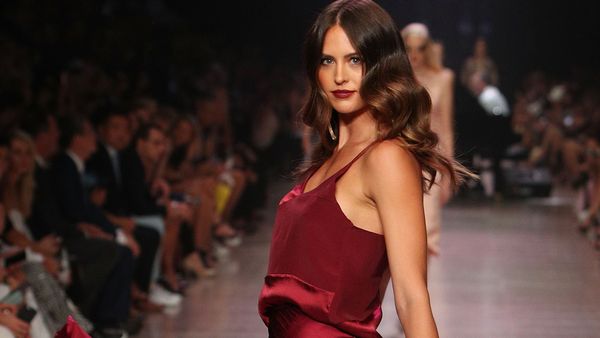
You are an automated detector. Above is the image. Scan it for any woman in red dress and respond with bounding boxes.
[258,1,471,337]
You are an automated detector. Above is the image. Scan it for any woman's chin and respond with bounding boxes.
[331,103,367,115]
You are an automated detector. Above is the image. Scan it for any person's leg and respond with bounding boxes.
[491,115,510,194]
[133,226,160,293]
[545,125,564,169]
[187,177,216,252]
[562,139,584,178]
[161,215,181,292]
[221,169,247,222]
[65,238,119,319]
[182,177,218,276]
[91,245,134,329]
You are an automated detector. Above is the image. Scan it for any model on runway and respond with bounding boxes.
[258,0,471,337]
[402,23,456,256]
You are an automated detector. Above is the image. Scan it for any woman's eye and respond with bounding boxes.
[320,57,334,65]
[350,56,362,64]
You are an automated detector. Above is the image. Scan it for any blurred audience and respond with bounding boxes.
[507,70,600,249]
[460,37,500,87]
[13,2,600,338]
[0,0,306,334]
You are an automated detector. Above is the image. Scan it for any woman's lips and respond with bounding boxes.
[332,90,355,99]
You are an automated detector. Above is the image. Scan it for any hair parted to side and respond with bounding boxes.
[300,0,473,191]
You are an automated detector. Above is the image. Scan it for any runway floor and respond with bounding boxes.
[138,180,600,338]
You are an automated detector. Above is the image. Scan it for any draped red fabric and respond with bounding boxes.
[259,143,388,338]
[54,316,90,338]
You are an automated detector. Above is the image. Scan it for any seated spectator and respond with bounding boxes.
[51,115,136,337]
[0,141,32,338]
[0,266,31,338]
[0,135,90,338]
[576,133,600,248]
[164,116,244,269]
[21,112,61,240]
[0,131,61,267]
[194,92,249,239]
[128,98,159,136]
[120,123,194,293]
[86,109,163,312]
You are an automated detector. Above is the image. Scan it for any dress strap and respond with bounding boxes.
[331,141,378,180]
[300,141,379,194]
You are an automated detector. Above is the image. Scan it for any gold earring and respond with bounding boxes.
[328,123,337,141]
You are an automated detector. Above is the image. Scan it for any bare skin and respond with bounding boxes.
[310,24,438,338]
[405,34,455,205]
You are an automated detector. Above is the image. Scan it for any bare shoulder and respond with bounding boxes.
[365,139,420,171]
[363,140,422,197]
[440,68,455,84]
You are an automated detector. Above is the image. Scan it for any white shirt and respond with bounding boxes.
[35,155,48,169]
[478,85,510,117]
[104,143,122,186]
[66,150,85,175]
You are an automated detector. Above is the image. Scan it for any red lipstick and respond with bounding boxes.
[332,90,355,99]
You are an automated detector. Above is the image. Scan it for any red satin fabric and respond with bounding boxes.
[259,143,388,338]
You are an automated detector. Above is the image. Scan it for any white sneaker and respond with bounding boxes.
[149,284,182,307]
[223,234,242,247]
[213,242,231,259]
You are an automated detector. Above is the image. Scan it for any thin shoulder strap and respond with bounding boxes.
[333,141,378,179]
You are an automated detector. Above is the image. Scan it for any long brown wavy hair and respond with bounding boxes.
[300,0,473,191]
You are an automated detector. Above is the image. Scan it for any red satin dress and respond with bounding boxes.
[258,143,389,337]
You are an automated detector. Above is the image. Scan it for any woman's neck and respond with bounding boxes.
[336,109,379,149]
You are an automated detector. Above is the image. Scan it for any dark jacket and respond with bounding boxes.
[86,143,128,216]
[51,152,116,237]
[27,162,74,239]
[120,146,166,216]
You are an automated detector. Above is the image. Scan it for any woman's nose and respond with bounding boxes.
[334,64,347,85]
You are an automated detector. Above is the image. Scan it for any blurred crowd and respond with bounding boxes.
[508,70,600,249]
[455,37,600,247]
[1,1,599,337]
[0,2,307,337]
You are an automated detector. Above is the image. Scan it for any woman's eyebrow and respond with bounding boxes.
[320,52,359,58]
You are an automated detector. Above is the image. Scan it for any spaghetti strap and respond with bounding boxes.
[301,141,379,194]
[260,140,387,338]
[332,141,378,180]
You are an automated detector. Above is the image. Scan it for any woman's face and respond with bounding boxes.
[318,25,366,114]
[9,138,35,177]
[404,35,427,69]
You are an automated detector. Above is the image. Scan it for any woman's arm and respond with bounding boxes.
[438,70,455,204]
[584,177,600,225]
[365,141,439,338]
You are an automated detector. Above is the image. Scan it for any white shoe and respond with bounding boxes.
[213,242,231,259]
[223,234,242,247]
[149,284,182,307]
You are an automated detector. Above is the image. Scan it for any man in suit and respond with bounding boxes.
[51,115,135,338]
[87,109,162,311]
[121,123,195,293]
[24,112,116,317]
